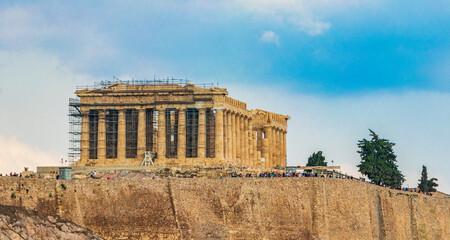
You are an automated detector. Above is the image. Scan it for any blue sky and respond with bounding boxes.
[0,1,449,191]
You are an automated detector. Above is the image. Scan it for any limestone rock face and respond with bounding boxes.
[0,205,101,240]
[0,177,449,239]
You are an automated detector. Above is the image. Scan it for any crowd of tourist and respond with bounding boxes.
[229,171,360,180]
[227,171,437,195]
[0,169,439,196]
[0,172,22,177]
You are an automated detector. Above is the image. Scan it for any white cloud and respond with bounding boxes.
[226,83,450,193]
[290,17,330,36]
[260,31,280,45]
[233,0,339,35]
[0,49,95,158]
[0,4,116,68]
[0,135,59,174]
[0,6,42,42]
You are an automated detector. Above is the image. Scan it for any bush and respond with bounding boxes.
[11,193,16,199]
[61,184,67,190]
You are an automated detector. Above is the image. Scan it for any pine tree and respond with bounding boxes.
[306,151,327,166]
[418,165,428,192]
[418,165,438,193]
[357,129,405,188]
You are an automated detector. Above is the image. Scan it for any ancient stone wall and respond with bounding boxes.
[0,177,448,239]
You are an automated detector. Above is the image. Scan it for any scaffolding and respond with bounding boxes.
[89,110,99,159]
[75,77,215,90]
[165,108,179,158]
[68,98,82,163]
[145,109,158,153]
[205,108,216,158]
[185,108,199,158]
[105,109,118,158]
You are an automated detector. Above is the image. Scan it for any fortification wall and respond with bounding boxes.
[0,177,448,239]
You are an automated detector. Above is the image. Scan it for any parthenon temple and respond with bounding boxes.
[69,80,289,169]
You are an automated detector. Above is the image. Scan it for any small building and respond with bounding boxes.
[285,166,297,173]
[59,167,72,180]
[297,166,343,176]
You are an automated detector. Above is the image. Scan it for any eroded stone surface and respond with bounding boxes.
[0,204,101,240]
[0,177,448,239]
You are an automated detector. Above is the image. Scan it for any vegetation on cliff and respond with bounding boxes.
[357,129,405,188]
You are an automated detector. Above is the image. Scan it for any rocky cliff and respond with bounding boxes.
[0,177,448,239]
[0,204,101,239]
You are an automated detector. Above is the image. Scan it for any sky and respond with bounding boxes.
[0,1,449,192]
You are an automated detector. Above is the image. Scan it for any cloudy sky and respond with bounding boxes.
[0,1,448,192]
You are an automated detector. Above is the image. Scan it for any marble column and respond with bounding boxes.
[223,111,227,160]
[117,110,126,161]
[257,129,263,167]
[231,113,236,162]
[137,109,146,162]
[235,114,241,162]
[227,111,232,161]
[239,115,244,164]
[263,126,271,169]
[80,112,89,161]
[97,110,106,162]
[244,117,253,166]
[222,111,227,160]
[177,108,186,165]
[157,108,166,162]
[283,131,287,167]
[277,129,283,167]
[274,128,278,167]
[215,109,224,162]
[272,128,276,167]
[250,119,257,167]
[198,108,206,160]
[257,129,263,155]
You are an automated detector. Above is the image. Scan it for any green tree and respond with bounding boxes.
[418,165,438,193]
[357,129,405,188]
[306,151,327,166]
